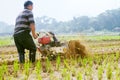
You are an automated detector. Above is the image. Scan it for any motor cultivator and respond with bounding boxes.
[36,32,67,60]
[36,32,87,60]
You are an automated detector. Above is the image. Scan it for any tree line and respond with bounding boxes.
[35,8,120,34]
[0,8,120,34]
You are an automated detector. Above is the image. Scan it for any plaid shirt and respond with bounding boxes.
[14,9,35,34]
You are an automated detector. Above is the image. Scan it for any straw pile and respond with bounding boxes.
[65,40,88,58]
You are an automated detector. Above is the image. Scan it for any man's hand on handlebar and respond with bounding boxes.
[33,33,38,39]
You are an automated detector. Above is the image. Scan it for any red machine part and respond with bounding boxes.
[38,36,51,45]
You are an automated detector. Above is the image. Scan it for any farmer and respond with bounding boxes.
[13,1,38,63]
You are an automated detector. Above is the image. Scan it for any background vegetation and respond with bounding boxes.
[0,8,120,35]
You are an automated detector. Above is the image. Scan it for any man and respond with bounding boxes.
[13,1,38,63]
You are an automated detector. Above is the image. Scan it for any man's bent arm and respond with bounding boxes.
[30,23,37,39]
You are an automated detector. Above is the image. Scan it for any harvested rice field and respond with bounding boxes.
[0,35,120,80]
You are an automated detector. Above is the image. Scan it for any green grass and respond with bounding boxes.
[0,37,14,46]
[0,35,119,46]
[86,35,120,41]
[58,35,120,41]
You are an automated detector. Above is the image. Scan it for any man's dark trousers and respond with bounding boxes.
[14,31,36,63]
